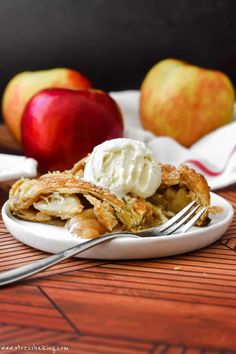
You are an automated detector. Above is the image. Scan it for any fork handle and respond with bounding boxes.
[0,233,129,286]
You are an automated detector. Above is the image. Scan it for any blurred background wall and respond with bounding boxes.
[0,0,235,112]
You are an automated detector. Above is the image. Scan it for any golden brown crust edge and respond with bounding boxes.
[158,163,211,225]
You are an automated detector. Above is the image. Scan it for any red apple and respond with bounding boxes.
[21,88,124,172]
[2,68,92,142]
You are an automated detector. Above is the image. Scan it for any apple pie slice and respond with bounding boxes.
[9,170,166,238]
[9,160,213,239]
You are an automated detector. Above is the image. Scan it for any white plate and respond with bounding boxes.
[1,193,234,260]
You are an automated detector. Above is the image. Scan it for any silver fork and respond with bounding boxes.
[0,201,206,286]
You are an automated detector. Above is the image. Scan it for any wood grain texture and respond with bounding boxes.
[0,124,235,354]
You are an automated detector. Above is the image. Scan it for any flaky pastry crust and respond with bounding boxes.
[8,159,214,238]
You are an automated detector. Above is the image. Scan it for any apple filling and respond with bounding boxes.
[67,209,107,239]
[33,193,83,219]
[149,186,193,216]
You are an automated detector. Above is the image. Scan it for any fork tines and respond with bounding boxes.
[142,201,207,237]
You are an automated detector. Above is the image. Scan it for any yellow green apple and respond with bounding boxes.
[2,68,92,142]
[140,59,235,147]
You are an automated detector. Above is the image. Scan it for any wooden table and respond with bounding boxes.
[0,125,235,354]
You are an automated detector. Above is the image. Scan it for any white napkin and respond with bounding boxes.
[111,90,236,190]
[0,154,37,182]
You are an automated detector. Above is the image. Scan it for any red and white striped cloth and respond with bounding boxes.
[111,91,236,190]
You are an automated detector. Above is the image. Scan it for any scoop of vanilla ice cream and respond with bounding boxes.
[83,138,162,198]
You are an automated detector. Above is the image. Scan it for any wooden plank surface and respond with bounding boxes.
[0,124,235,354]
